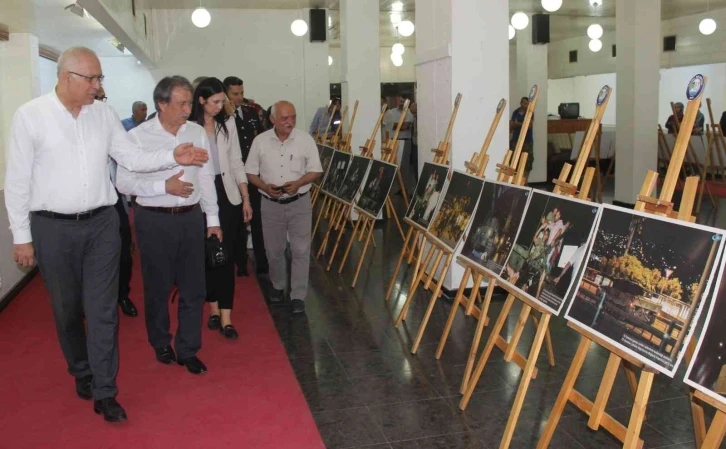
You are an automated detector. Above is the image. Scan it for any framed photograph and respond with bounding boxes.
[356,159,398,218]
[321,150,352,195]
[404,162,450,231]
[459,180,532,276]
[332,155,371,204]
[428,171,485,251]
[314,145,335,187]
[499,191,601,316]
[685,259,726,406]
[565,204,725,377]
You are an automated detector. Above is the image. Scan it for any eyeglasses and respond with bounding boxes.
[69,71,105,84]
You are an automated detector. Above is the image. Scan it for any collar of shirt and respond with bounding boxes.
[146,114,189,135]
[51,89,91,118]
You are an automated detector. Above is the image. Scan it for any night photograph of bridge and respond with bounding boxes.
[565,205,724,375]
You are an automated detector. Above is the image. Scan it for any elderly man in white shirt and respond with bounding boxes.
[245,101,323,314]
[4,47,208,423]
[117,76,220,376]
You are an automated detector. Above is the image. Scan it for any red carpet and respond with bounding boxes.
[0,257,324,448]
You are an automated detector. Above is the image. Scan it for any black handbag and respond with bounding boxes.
[205,235,228,269]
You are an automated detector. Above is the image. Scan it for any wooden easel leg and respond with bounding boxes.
[536,337,592,449]
[407,230,421,264]
[317,200,342,258]
[623,363,639,398]
[464,273,483,315]
[623,370,655,449]
[691,392,707,447]
[386,196,405,240]
[352,218,374,288]
[385,226,414,300]
[424,248,444,291]
[499,313,552,449]
[312,195,329,237]
[459,280,497,392]
[701,410,726,449]
[338,216,363,273]
[411,253,453,354]
[460,292,515,404]
[395,170,409,205]
[587,353,621,430]
[436,267,471,359]
[326,205,350,271]
[395,242,436,327]
[503,304,532,362]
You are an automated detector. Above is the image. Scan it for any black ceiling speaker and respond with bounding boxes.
[310,9,327,42]
[532,14,550,45]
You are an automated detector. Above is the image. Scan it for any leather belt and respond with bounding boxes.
[32,206,110,221]
[262,191,308,205]
[139,203,199,215]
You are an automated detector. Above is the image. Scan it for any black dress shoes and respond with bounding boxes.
[75,374,93,400]
[118,297,138,317]
[236,265,249,277]
[93,397,127,422]
[207,315,221,330]
[221,325,239,339]
[177,356,207,375]
[291,299,306,314]
[154,346,176,365]
[269,288,284,303]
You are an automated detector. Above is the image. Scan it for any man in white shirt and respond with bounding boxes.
[117,76,221,376]
[383,94,414,191]
[246,101,323,314]
[4,47,208,423]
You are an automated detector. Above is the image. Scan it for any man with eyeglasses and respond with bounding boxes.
[5,46,209,423]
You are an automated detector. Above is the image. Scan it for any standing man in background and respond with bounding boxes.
[121,101,148,131]
[246,101,323,315]
[509,96,534,176]
[309,97,341,138]
[384,94,414,191]
[223,76,268,278]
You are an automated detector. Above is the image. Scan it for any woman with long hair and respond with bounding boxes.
[191,77,252,339]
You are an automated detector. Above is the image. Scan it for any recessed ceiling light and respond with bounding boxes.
[391,1,404,12]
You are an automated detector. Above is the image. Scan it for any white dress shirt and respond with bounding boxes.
[245,128,323,198]
[5,90,177,244]
[116,116,219,227]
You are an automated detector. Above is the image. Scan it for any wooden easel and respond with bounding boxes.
[318,104,338,145]
[537,75,707,449]
[690,390,726,448]
[329,106,348,149]
[312,102,327,143]
[384,94,470,302]
[341,100,360,152]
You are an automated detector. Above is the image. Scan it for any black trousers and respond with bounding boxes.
[31,207,120,400]
[206,176,241,310]
[113,189,133,301]
[235,184,268,273]
[135,205,205,360]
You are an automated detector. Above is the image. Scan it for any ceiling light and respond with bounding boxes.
[328,15,332,28]
[392,1,404,12]
[587,24,603,39]
[509,25,516,40]
[136,59,141,65]
[589,38,603,52]
[64,3,86,18]
[699,18,717,35]
[391,53,403,66]
[291,19,308,36]
[191,7,211,28]
[541,0,562,12]
[511,12,529,30]
[390,12,402,25]
[398,20,415,36]
[589,0,602,6]
[328,55,333,66]
[392,43,405,55]
[108,37,125,53]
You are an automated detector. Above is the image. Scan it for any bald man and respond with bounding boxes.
[245,101,322,314]
[4,46,209,422]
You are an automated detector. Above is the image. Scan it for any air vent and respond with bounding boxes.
[569,50,578,63]
[664,35,676,52]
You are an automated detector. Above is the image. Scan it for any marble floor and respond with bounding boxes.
[258,179,726,449]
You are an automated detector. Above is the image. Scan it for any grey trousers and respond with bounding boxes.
[31,207,121,400]
[134,206,206,359]
[261,193,313,300]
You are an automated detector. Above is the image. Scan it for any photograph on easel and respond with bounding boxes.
[332,155,371,204]
[459,180,532,276]
[356,159,398,218]
[404,162,450,230]
[565,204,725,376]
[428,171,485,251]
[321,150,352,195]
[685,259,726,406]
[314,145,335,186]
[500,191,601,315]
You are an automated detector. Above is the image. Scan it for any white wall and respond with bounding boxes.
[547,62,726,128]
[329,46,416,83]
[99,56,156,119]
[549,8,726,80]
[38,56,57,96]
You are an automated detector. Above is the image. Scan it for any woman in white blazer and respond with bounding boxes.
[191,78,252,339]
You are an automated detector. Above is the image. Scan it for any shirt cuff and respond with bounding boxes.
[153,180,167,196]
[206,215,220,228]
[13,229,33,245]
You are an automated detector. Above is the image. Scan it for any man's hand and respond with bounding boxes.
[265,184,283,199]
[207,226,223,242]
[242,200,253,223]
[173,142,209,167]
[165,170,194,197]
[14,243,35,268]
[282,181,300,195]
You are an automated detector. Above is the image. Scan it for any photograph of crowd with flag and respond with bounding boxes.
[332,155,371,204]
[427,171,484,250]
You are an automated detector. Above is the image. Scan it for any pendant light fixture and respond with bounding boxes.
[191,0,211,28]
[291,0,308,37]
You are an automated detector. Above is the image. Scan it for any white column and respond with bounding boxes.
[417,0,509,289]
[515,27,548,183]
[340,0,381,157]
[0,33,40,189]
[302,8,330,132]
[615,0,660,204]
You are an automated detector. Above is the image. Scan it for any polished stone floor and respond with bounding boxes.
[258,180,726,449]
